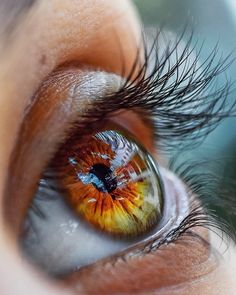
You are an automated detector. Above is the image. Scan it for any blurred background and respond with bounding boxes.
[133,0,236,227]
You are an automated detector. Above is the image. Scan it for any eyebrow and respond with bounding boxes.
[0,0,37,36]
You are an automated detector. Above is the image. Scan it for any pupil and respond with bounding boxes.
[89,163,117,193]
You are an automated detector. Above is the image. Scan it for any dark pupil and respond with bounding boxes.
[89,163,117,193]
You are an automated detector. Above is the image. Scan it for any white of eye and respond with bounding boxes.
[21,186,138,276]
[21,167,189,276]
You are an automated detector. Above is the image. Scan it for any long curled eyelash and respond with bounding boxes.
[30,30,236,252]
[76,29,235,150]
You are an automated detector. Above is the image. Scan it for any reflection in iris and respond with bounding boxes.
[57,130,163,236]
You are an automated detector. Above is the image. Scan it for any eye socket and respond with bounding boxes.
[6,43,227,285]
[21,127,166,275]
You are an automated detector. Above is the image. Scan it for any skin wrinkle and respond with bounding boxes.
[0,1,236,294]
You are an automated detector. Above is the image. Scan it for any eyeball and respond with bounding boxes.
[55,130,163,236]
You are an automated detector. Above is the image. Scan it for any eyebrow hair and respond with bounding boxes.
[0,0,37,36]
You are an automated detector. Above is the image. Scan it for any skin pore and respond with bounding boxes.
[0,0,236,294]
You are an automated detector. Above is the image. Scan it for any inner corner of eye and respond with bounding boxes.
[20,124,167,275]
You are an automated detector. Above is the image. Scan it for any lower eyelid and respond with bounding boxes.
[64,227,218,294]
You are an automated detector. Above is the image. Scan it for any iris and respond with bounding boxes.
[55,130,163,236]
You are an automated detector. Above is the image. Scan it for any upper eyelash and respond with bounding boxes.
[75,29,235,150]
[30,29,236,255]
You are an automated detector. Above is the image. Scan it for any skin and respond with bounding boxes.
[0,0,236,294]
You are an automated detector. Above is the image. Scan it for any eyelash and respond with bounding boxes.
[77,30,235,150]
[31,29,236,253]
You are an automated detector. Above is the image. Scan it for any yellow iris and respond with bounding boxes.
[56,130,163,236]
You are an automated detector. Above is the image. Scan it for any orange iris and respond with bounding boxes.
[55,130,163,236]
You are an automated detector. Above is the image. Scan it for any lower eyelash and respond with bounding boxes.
[127,162,236,256]
[174,159,236,241]
[144,158,236,252]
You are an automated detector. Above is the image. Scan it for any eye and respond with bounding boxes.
[21,127,166,275]
[5,31,235,291]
